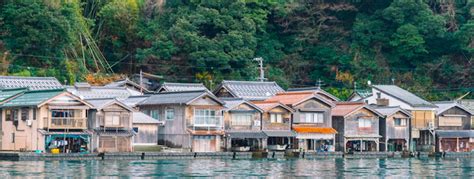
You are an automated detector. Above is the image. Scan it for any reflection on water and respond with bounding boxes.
[0,158,472,177]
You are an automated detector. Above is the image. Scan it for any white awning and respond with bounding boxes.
[296,133,334,140]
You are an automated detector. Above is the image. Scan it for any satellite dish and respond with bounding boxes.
[367,80,372,86]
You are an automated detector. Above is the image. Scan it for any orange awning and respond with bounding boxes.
[293,127,337,134]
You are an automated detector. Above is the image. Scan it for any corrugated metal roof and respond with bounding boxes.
[226,131,267,138]
[216,80,284,101]
[158,82,207,92]
[437,130,474,138]
[292,127,337,134]
[133,111,162,124]
[0,76,63,90]
[0,88,27,102]
[433,101,473,115]
[372,85,436,108]
[66,84,135,100]
[139,90,223,105]
[1,89,64,107]
[373,106,412,117]
[95,130,135,136]
[38,129,93,135]
[263,130,296,137]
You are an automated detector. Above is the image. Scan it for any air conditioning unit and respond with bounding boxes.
[26,120,33,127]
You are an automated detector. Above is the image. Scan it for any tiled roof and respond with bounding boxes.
[86,98,133,111]
[287,87,340,101]
[0,76,63,90]
[0,88,27,102]
[372,106,412,117]
[372,85,436,108]
[221,98,263,113]
[264,91,334,107]
[1,89,64,107]
[215,80,284,101]
[120,95,150,107]
[139,90,223,106]
[252,101,293,112]
[66,83,137,100]
[133,111,162,124]
[458,100,474,112]
[158,82,207,92]
[105,78,150,93]
[331,102,366,117]
[433,101,473,115]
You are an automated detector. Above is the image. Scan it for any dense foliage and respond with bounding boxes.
[0,0,472,100]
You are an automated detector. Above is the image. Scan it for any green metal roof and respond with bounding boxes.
[0,88,27,102]
[355,89,372,98]
[1,89,65,107]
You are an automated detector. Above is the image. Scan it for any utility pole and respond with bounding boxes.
[254,57,266,82]
[139,70,143,93]
[316,79,324,89]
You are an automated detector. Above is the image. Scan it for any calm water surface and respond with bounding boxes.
[0,158,472,178]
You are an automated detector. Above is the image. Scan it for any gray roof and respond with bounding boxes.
[133,111,162,124]
[120,95,150,107]
[372,85,436,108]
[105,78,150,92]
[437,130,474,138]
[263,130,297,137]
[221,98,263,113]
[86,98,133,111]
[215,80,284,101]
[158,82,208,92]
[139,90,223,106]
[0,76,63,90]
[433,101,473,115]
[95,130,135,137]
[373,106,412,117]
[458,100,474,112]
[226,131,267,138]
[66,83,139,100]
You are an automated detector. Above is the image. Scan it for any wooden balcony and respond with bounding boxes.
[44,117,87,129]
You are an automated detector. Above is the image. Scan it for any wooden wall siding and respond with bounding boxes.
[292,99,332,127]
[215,88,233,98]
[133,124,158,144]
[90,104,132,129]
[262,106,291,131]
[98,136,132,152]
[332,116,345,151]
[344,108,379,136]
[436,107,471,130]
[157,133,191,148]
[185,105,223,129]
[412,110,435,129]
[224,103,261,130]
[385,112,410,139]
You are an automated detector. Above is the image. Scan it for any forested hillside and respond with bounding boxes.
[0,0,472,100]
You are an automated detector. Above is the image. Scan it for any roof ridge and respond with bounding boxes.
[163,82,204,85]
[157,90,208,94]
[223,80,278,84]
[275,91,314,95]
[24,88,65,93]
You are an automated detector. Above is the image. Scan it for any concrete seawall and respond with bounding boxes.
[0,151,471,161]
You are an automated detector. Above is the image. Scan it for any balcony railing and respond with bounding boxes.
[190,116,223,131]
[44,117,87,129]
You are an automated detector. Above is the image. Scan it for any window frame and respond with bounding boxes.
[394,118,407,127]
[165,108,175,121]
[231,113,253,126]
[270,113,283,123]
[358,118,372,128]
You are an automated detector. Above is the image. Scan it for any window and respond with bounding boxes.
[270,113,283,123]
[32,108,36,120]
[5,109,12,121]
[165,109,175,121]
[51,110,75,118]
[231,113,253,126]
[11,133,15,143]
[194,109,219,126]
[133,127,139,133]
[21,108,29,121]
[394,118,407,126]
[150,110,160,120]
[358,118,372,128]
[301,112,324,123]
[105,115,120,126]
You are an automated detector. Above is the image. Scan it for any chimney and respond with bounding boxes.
[376,98,389,106]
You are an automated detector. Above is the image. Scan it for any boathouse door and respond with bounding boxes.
[192,136,216,152]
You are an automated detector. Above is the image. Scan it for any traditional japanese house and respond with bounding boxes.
[86,98,135,152]
[0,76,63,90]
[365,85,437,152]
[265,91,337,152]
[221,98,265,152]
[157,82,208,93]
[105,78,151,93]
[66,82,141,100]
[373,106,412,152]
[213,80,284,101]
[457,99,474,129]
[137,90,225,152]
[132,111,161,145]
[287,87,340,102]
[347,89,372,102]
[252,101,295,151]
[0,89,93,153]
[433,101,473,152]
[332,102,383,152]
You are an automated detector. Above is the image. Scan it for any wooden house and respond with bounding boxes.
[213,80,284,101]
[66,82,141,100]
[137,90,225,152]
[86,98,135,152]
[433,101,473,152]
[373,106,412,152]
[365,85,437,152]
[457,100,474,129]
[157,82,208,93]
[332,102,383,152]
[222,98,265,152]
[132,111,161,145]
[265,91,337,152]
[0,89,93,153]
[287,87,340,102]
[252,101,295,151]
